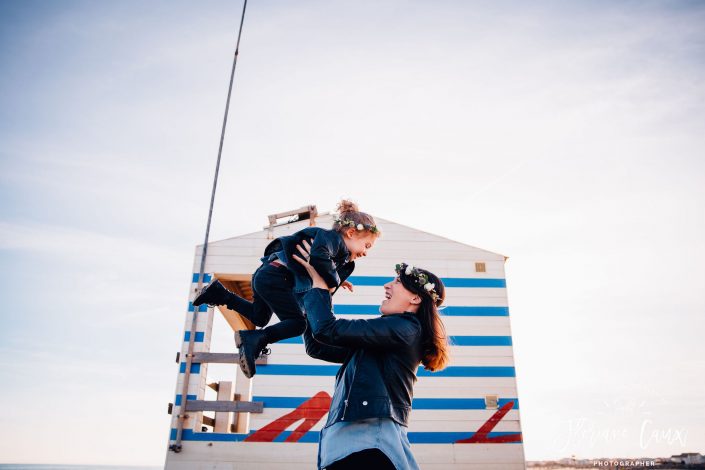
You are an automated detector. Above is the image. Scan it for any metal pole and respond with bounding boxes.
[171,0,249,452]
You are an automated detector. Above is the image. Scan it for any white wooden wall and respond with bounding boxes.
[166,215,525,469]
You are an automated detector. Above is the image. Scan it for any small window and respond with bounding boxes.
[475,262,486,273]
[485,395,499,409]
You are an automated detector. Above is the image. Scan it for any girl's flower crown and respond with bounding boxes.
[334,216,380,234]
[395,262,440,303]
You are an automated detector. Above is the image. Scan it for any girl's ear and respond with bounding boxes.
[345,227,356,238]
[410,295,421,305]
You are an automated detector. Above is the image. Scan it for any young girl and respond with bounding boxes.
[192,200,380,378]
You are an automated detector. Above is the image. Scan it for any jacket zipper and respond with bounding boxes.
[341,351,361,421]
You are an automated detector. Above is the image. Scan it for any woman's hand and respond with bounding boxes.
[340,281,354,292]
[292,239,330,290]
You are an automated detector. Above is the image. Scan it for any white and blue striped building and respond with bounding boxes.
[166,212,525,469]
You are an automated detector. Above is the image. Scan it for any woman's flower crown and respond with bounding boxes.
[395,262,440,303]
[334,216,379,234]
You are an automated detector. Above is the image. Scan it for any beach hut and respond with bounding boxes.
[165,206,525,469]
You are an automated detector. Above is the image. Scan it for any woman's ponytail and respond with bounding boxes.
[417,295,450,372]
[398,265,449,372]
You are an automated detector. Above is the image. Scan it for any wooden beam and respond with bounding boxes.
[192,352,267,365]
[202,415,215,427]
[233,368,253,434]
[267,205,317,224]
[185,400,263,413]
[214,381,233,433]
[230,393,242,433]
[214,273,252,283]
[265,205,318,237]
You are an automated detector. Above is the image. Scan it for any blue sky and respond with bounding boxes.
[1,0,704,465]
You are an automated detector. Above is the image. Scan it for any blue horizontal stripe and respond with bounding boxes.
[174,394,198,406]
[179,362,201,374]
[280,335,512,346]
[256,364,515,377]
[408,431,521,443]
[279,336,302,344]
[333,304,508,316]
[255,364,337,376]
[330,304,380,315]
[414,398,519,410]
[451,336,513,346]
[184,331,205,342]
[440,306,508,316]
[418,366,515,377]
[189,275,505,288]
[347,276,506,288]
[170,429,520,444]
[192,273,212,283]
[253,396,519,410]
[188,302,208,313]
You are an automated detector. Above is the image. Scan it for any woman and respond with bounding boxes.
[293,241,450,470]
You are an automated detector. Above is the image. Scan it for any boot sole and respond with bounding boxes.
[239,353,254,378]
[234,331,254,378]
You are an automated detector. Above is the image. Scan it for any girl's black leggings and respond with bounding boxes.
[222,262,306,344]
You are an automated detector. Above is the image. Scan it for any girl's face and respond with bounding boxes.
[342,229,377,261]
[380,276,420,315]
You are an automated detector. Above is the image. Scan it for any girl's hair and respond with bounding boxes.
[332,199,381,237]
[399,267,449,372]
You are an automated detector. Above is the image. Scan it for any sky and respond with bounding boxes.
[1,0,704,465]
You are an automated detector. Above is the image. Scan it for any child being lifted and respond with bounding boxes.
[192,200,380,377]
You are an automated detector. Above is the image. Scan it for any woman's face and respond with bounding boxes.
[380,276,420,315]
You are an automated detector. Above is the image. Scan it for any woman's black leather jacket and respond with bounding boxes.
[302,288,423,427]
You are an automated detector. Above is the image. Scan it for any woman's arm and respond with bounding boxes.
[303,288,421,350]
[291,240,352,362]
[302,321,350,364]
[293,242,421,350]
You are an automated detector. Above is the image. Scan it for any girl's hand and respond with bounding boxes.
[340,281,354,292]
[292,239,329,290]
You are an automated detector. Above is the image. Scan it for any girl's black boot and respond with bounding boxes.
[193,280,230,307]
[234,329,269,378]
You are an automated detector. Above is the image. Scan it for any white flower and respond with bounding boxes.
[405,265,413,275]
[357,223,364,230]
[424,282,435,291]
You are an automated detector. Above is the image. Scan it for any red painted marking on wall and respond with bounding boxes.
[244,391,332,443]
[456,400,522,444]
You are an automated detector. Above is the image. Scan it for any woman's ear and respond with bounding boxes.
[345,227,356,238]
[410,295,421,305]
